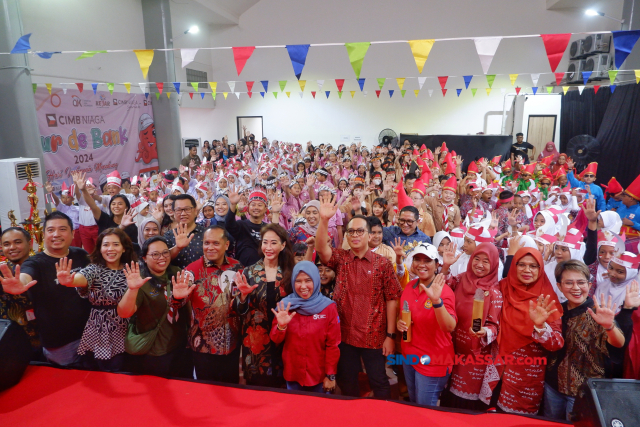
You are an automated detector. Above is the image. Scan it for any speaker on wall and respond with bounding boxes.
[572,378,640,427]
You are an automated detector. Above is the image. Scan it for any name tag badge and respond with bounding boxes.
[630,214,635,219]
[25,309,36,321]
[424,299,433,309]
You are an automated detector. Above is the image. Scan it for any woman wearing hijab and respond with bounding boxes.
[432,231,453,265]
[138,217,161,248]
[439,243,503,411]
[482,243,564,415]
[599,211,623,234]
[592,252,640,315]
[550,153,569,175]
[270,261,340,393]
[288,201,334,246]
[537,142,559,164]
[197,201,216,228]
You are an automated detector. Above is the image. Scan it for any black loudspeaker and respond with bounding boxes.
[572,378,640,427]
[0,319,32,391]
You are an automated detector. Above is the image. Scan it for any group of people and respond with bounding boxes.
[2,133,640,422]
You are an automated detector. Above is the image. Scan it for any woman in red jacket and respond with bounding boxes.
[270,261,341,393]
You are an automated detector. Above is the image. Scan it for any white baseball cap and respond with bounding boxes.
[405,242,439,267]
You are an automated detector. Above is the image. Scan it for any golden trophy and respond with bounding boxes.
[7,210,18,227]
[20,164,44,253]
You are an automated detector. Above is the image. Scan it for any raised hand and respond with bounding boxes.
[0,263,37,295]
[305,236,316,248]
[172,270,196,300]
[172,223,195,250]
[442,242,461,266]
[588,293,617,330]
[45,181,53,193]
[55,257,76,287]
[507,235,524,256]
[73,171,87,191]
[306,174,316,188]
[151,205,163,222]
[507,208,518,227]
[421,273,445,304]
[529,294,558,328]
[271,301,296,327]
[319,192,338,221]
[123,262,151,290]
[624,280,640,309]
[582,198,600,223]
[392,237,405,259]
[235,270,258,301]
[227,184,241,206]
[270,192,284,213]
[121,208,138,227]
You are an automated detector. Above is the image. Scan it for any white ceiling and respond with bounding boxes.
[191,0,262,24]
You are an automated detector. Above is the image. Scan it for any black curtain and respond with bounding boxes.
[560,86,611,153]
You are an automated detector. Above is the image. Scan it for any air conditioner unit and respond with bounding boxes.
[584,53,614,80]
[581,34,611,56]
[567,60,586,83]
[0,158,46,232]
[569,39,583,59]
[181,137,201,158]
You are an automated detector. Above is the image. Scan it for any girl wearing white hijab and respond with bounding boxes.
[599,211,623,234]
[595,252,640,313]
[432,231,453,264]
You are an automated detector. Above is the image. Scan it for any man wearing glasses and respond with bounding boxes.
[382,206,431,252]
[316,194,402,398]
[165,194,205,268]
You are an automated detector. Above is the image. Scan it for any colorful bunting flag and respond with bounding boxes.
[608,70,618,83]
[509,74,518,86]
[45,83,52,94]
[273,92,278,99]
[375,90,381,98]
[441,89,447,97]
[228,81,235,92]
[92,83,98,94]
[401,90,406,98]
[437,76,448,89]
[279,81,287,92]
[107,83,114,94]
[139,83,147,94]
[578,86,585,95]
[223,92,228,100]
[299,92,303,99]
[562,86,569,95]
[245,81,254,92]
[594,85,600,94]
[531,73,540,87]
[285,44,310,79]
[325,91,330,99]
[76,83,84,93]
[189,93,193,99]
[389,90,394,98]
[532,87,538,94]
[350,91,355,98]
[124,82,131,93]
[554,72,564,86]
[248,92,252,98]
[610,85,617,93]
[408,39,435,74]
[335,79,345,92]
[235,92,240,99]
[358,78,366,91]
[286,92,290,98]
[200,92,205,99]
[60,83,69,94]
[417,77,426,89]
[338,91,343,99]
[428,89,433,97]
[173,82,180,94]
[396,78,405,90]
[10,33,31,54]
[582,71,592,85]
[414,90,419,97]
[363,91,368,97]
[232,46,256,75]
[311,91,316,99]
[611,31,640,69]
[155,93,160,100]
[485,88,492,95]
[317,80,324,91]
[76,50,107,60]
[344,42,371,79]
[636,70,640,84]
[473,37,502,74]
[377,78,386,90]
[133,50,154,79]
[546,86,553,94]
[156,82,164,94]
[471,88,477,96]
[299,80,306,91]
[515,87,521,95]
[456,88,462,97]
[260,92,265,98]
[181,48,199,68]
[36,51,60,59]
[167,92,171,99]
[540,34,572,72]
[463,75,473,89]
[190,82,199,92]
[486,75,496,88]
[261,81,269,92]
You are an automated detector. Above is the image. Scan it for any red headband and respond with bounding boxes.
[496,196,514,208]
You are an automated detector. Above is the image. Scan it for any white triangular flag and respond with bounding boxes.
[418,77,427,89]
[363,90,367,97]
[428,89,433,97]
[473,37,502,74]
[578,85,585,95]
[501,88,506,94]
[139,83,147,94]
[530,73,540,87]
[235,92,240,99]
[299,92,303,98]
[60,83,69,94]
[228,81,235,93]
[317,80,324,91]
[181,48,199,68]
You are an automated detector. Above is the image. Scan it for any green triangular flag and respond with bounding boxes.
[546,86,553,94]
[471,88,477,97]
[401,90,406,98]
[377,78,386,90]
[338,91,343,99]
[273,92,278,99]
[344,42,371,79]
[211,92,216,100]
[107,83,114,94]
[608,70,618,83]
[75,50,107,60]
[191,82,199,92]
[155,92,160,100]
[279,81,287,92]
[32,83,37,94]
[486,75,496,88]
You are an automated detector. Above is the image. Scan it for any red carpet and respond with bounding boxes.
[0,366,569,427]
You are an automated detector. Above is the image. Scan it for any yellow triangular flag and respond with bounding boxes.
[45,83,52,94]
[509,74,518,86]
[408,40,435,74]
[350,90,355,98]
[562,86,569,95]
[208,82,217,92]
[635,70,640,84]
[486,88,492,96]
[133,49,154,79]
[396,78,405,91]
[123,82,131,93]
[286,92,291,98]
[414,90,419,97]
[167,92,171,99]
[223,92,228,100]
[299,80,306,91]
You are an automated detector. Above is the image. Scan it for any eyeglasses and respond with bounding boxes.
[398,219,416,225]
[148,250,171,260]
[346,228,367,237]
[516,262,540,271]
[174,207,194,214]
[561,280,589,289]
[540,182,550,187]
[583,174,595,178]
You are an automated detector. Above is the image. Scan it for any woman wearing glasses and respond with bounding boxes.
[482,241,564,415]
[117,236,190,378]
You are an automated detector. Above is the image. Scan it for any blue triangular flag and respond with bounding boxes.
[582,71,592,85]
[389,90,394,98]
[612,30,640,69]
[456,89,462,97]
[261,80,269,92]
[200,92,205,99]
[260,92,265,98]
[145,93,149,99]
[36,51,60,59]
[285,44,311,80]
[173,82,180,94]
[358,78,366,91]
[91,83,98,94]
[610,85,617,93]
[10,33,31,54]
[532,87,538,95]
[463,75,473,89]
[325,91,330,98]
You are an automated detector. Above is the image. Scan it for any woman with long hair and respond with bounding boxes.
[372,198,391,227]
[56,228,137,371]
[160,195,178,234]
[234,223,295,387]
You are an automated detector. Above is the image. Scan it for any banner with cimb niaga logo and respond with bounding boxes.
[34,88,159,192]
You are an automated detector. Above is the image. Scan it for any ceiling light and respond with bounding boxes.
[187,25,200,34]
[585,9,602,16]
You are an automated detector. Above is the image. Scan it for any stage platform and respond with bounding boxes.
[0,366,570,426]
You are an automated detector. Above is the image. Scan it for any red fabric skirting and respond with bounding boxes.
[0,366,569,427]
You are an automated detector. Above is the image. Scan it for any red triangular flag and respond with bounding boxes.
[442,89,447,97]
[594,85,600,94]
[515,87,521,95]
[156,82,164,94]
[232,46,256,75]
[554,72,564,86]
[438,76,448,90]
[246,81,254,92]
[189,92,193,99]
[335,79,345,92]
[76,83,84,93]
[375,90,381,98]
[541,34,572,72]
[248,92,252,98]
[311,91,316,98]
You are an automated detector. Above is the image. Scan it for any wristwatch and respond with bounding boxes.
[326,374,336,381]
[432,298,444,308]
[386,332,396,339]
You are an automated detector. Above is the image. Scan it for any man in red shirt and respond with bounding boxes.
[316,194,402,398]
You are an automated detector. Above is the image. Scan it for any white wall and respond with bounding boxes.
[520,93,563,146]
